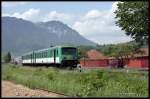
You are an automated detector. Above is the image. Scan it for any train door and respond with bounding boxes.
[54,49,56,64]
[33,52,35,65]
[31,54,32,64]
[34,53,36,64]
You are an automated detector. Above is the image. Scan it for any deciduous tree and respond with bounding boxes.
[115,1,149,45]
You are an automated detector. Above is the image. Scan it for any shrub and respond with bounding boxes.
[46,72,54,80]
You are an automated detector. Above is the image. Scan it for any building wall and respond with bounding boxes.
[79,56,149,69]
[80,59,108,67]
[126,56,149,69]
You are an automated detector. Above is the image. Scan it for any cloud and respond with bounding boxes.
[85,10,104,19]
[2,9,74,24]
[43,11,74,24]
[2,2,27,7]
[72,2,133,44]
[2,13,10,16]
[3,8,41,22]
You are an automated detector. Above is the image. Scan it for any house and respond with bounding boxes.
[80,48,149,69]
[80,49,110,68]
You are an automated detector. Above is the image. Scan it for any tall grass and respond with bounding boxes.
[2,63,148,97]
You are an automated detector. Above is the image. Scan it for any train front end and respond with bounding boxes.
[61,47,78,68]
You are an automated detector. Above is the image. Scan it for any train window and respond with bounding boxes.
[50,51,51,57]
[45,51,47,57]
[46,51,47,57]
[52,50,53,57]
[50,50,52,57]
[56,49,58,57]
[55,50,56,56]
[51,51,52,57]
[50,50,53,57]
[57,49,58,56]
[62,48,76,56]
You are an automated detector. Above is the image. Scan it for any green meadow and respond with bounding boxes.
[2,63,148,97]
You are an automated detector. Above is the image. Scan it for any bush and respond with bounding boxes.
[46,72,54,81]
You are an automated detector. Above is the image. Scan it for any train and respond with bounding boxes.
[21,45,79,68]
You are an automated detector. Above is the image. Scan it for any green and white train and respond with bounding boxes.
[21,46,78,68]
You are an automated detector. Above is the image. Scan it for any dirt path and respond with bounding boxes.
[2,80,67,97]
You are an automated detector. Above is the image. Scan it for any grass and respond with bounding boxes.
[2,63,149,97]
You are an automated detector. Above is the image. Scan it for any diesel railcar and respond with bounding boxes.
[21,46,78,68]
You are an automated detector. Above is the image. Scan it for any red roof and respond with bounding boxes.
[86,48,149,59]
[86,49,108,59]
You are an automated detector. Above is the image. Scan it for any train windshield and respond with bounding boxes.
[62,48,76,55]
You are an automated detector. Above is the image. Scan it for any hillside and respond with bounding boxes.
[2,17,96,56]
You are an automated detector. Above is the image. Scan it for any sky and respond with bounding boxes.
[2,1,133,44]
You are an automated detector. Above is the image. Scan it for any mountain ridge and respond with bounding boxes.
[2,16,96,56]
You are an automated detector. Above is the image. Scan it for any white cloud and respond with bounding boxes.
[2,2,27,7]
[43,11,74,24]
[2,13,10,16]
[2,9,74,24]
[85,10,102,19]
[72,2,133,44]
[3,8,41,22]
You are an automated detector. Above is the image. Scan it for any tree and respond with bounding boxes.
[3,52,11,63]
[110,42,143,68]
[78,47,88,59]
[100,42,142,68]
[114,1,149,45]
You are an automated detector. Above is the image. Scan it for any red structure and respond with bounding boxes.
[80,59,109,68]
[80,48,149,69]
[124,56,149,69]
[124,48,149,69]
[80,49,111,68]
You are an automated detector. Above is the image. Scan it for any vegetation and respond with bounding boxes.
[114,1,149,45]
[3,52,11,63]
[2,63,148,97]
[98,42,145,67]
[77,46,96,59]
